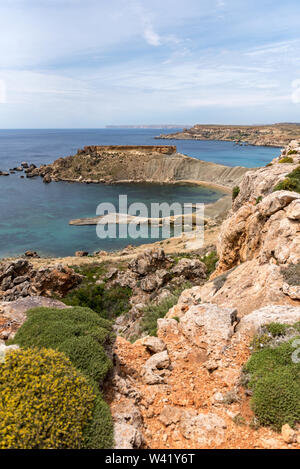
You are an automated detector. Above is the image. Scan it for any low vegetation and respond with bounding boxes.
[0,348,95,449]
[232,186,240,200]
[273,165,300,194]
[140,283,192,336]
[243,322,300,431]
[278,157,294,163]
[63,262,131,320]
[11,306,114,448]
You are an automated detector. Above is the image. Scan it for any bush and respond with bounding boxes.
[287,149,298,155]
[232,186,240,200]
[0,348,95,449]
[64,283,132,320]
[200,251,219,275]
[244,333,300,430]
[255,196,263,205]
[273,165,300,194]
[279,157,294,163]
[140,285,191,336]
[11,306,114,448]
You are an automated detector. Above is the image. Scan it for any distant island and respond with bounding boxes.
[157,123,300,147]
[106,125,191,129]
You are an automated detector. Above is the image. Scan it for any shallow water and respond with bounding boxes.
[0,129,277,257]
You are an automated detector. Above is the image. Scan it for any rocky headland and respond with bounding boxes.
[19,145,249,192]
[0,140,300,449]
[158,123,300,147]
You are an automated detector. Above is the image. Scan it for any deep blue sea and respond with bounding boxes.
[0,129,278,258]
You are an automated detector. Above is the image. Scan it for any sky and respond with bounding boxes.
[0,0,299,128]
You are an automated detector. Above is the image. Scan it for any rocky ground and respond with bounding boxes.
[108,140,300,449]
[158,123,300,147]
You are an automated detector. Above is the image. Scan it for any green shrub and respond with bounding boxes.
[0,347,95,449]
[63,283,132,320]
[287,149,298,155]
[266,323,288,337]
[200,251,219,275]
[273,165,300,194]
[244,335,300,430]
[279,157,294,163]
[232,186,240,200]
[140,285,191,336]
[11,306,114,448]
[255,196,263,205]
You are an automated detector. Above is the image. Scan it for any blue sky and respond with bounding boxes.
[0,0,299,128]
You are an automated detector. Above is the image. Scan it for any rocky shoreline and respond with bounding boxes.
[1,145,249,192]
[157,123,300,147]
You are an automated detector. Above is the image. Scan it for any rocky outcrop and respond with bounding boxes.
[27,145,249,191]
[158,123,300,147]
[216,191,300,273]
[0,296,69,341]
[0,259,81,302]
[107,248,208,339]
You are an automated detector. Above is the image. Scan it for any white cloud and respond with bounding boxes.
[292,79,300,104]
[143,24,161,46]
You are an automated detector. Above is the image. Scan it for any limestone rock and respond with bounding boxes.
[282,283,300,300]
[215,191,300,275]
[142,350,170,385]
[286,199,300,220]
[129,248,166,275]
[0,296,69,340]
[232,164,300,211]
[171,258,207,280]
[179,411,226,446]
[137,336,167,354]
[158,405,183,426]
[113,400,144,449]
[0,260,82,302]
[281,424,296,444]
[178,303,238,351]
[238,305,300,336]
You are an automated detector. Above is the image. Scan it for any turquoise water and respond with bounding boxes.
[0,129,277,257]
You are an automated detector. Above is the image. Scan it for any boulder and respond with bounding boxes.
[112,400,144,449]
[0,296,69,340]
[142,350,170,385]
[24,250,40,258]
[75,251,88,257]
[128,249,166,275]
[137,336,166,354]
[179,411,226,446]
[238,305,300,336]
[171,258,207,280]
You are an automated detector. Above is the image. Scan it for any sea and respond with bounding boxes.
[0,128,278,258]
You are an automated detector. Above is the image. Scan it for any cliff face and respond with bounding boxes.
[158,123,300,147]
[32,145,249,191]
